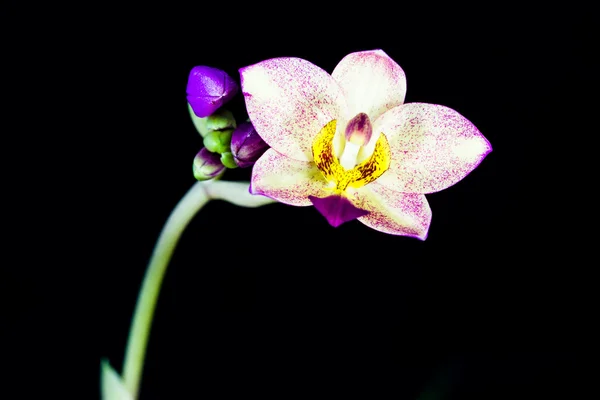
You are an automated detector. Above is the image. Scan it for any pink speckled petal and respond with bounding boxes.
[374,103,492,194]
[332,49,406,122]
[240,58,346,162]
[250,149,327,206]
[349,183,432,240]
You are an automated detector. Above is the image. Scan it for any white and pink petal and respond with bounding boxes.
[374,103,492,194]
[332,49,406,123]
[250,149,327,206]
[349,182,432,240]
[240,57,346,162]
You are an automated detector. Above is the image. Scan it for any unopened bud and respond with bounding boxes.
[220,152,238,169]
[206,109,237,131]
[230,122,269,168]
[186,66,239,118]
[203,129,233,154]
[193,148,225,180]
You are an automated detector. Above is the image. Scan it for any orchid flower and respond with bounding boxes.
[240,49,492,239]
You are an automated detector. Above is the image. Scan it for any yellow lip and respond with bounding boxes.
[312,119,391,192]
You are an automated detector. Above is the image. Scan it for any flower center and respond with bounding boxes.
[312,116,391,192]
[339,112,373,169]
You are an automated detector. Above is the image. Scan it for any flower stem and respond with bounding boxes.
[121,180,275,399]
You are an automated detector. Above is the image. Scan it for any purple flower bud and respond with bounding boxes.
[186,66,239,118]
[193,147,225,180]
[230,122,269,168]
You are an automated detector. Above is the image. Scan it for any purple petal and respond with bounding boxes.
[186,66,239,118]
[231,122,270,168]
[309,194,370,227]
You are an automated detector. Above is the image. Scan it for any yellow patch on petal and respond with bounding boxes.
[312,120,391,192]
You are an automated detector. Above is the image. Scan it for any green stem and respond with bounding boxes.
[121,180,275,399]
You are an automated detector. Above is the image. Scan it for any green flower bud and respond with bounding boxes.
[205,109,237,131]
[220,151,238,169]
[203,129,233,154]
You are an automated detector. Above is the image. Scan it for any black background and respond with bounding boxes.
[3,3,596,399]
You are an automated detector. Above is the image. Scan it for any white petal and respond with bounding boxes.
[374,103,492,193]
[251,149,327,205]
[349,182,432,239]
[240,57,346,161]
[332,49,406,122]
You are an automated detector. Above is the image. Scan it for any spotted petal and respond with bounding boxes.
[349,182,432,240]
[332,49,406,122]
[240,58,346,162]
[250,149,327,205]
[373,103,492,194]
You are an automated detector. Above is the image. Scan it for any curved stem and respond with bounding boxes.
[121,180,275,399]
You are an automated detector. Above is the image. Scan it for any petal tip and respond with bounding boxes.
[238,65,250,78]
[484,138,493,156]
[309,195,369,227]
[472,134,494,167]
[415,229,429,241]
